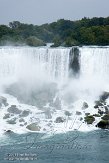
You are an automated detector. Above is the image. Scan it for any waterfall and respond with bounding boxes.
[0,47,71,83]
[0,46,109,133]
[80,47,109,81]
[1,46,109,83]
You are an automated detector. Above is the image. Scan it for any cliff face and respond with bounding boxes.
[69,47,80,77]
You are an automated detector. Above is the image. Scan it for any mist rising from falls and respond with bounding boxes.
[0,46,109,133]
[0,47,72,108]
[0,46,109,101]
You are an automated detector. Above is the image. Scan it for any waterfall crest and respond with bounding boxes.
[1,46,109,83]
[0,47,71,83]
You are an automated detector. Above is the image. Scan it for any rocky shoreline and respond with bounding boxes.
[82,91,109,129]
[0,91,109,134]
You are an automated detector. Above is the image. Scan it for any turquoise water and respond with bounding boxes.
[0,130,109,163]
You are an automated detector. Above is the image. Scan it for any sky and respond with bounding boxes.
[0,0,109,25]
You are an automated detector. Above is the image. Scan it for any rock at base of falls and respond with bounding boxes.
[96,120,109,129]
[76,111,82,115]
[84,115,95,124]
[100,91,109,102]
[64,111,72,116]
[19,110,30,117]
[55,117,65,123]
[26,123,41,131]
[19,118,25,122]
[82,102,89,109]
[3,113,10,119]
[7,118,17,124]
[7,105,22,114]
[4,130,14,134]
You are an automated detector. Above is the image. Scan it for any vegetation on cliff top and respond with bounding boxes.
[0,17,109,46]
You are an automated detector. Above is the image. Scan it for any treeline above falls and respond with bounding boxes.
[0,17,109,46]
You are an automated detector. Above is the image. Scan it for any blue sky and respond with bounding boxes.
[0,0,109,25]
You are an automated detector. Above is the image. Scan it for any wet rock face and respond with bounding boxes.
[101,114,109,121]
[64,111,72,116]
[7,118,17,124]
[100,92,109,102]
[82,102,88,109]
[84,115,95,124]
[4,130,14,134]
[3,113,10,119]
[93,95,109,130]
[85,113,90,116]
[19,118,25,122]
[94,92,109,109]
[98,109,104,115]
[93,114,101,117]
[7,105,22,114]
[69,47,80,76]
[96,120,109,129]
[95,101,103,106]
[105,106,109,114]
[94,101,104,108]
[19,110,30,117]
[26,123,41,131]
[94,105,99,109]
[55,117,65,123]
[76,111,82,115]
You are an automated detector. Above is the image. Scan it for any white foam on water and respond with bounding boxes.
[0,46,109,136]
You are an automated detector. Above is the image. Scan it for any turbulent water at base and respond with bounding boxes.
[0,46,109,136]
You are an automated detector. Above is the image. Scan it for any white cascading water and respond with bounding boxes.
[80,47,109,81]
[0,46,109,135]
[0,47,70,84]
[79,47,109,100]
